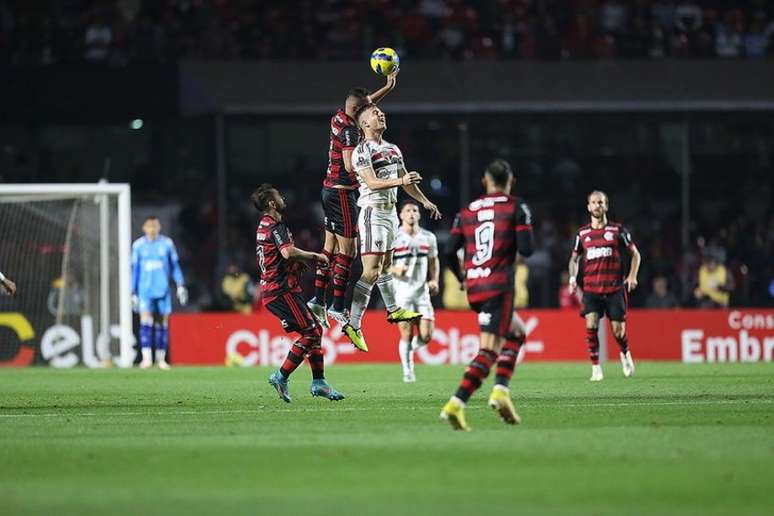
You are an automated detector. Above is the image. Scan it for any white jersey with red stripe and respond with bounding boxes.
[352,138,404,208]
[392,226,438,297]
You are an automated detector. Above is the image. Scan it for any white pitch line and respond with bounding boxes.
[0,398,772,419]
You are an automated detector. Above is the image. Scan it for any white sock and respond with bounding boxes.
[156,349,166,363]
[398,339,412,375]
[410,335,422,351]
[141,348,152,362]
[376,273,398,313]
[349,279,375,328]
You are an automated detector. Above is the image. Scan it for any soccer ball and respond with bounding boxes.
[370,47,399,76]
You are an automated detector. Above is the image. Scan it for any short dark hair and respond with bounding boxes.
[144,215,159,223]
[484,159,513,187]
[347,87,371,101]
[354,102,375,125]
[250,184,276,211]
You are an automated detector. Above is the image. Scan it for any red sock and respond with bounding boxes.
[586,328,600,365]
[306,346,325,380]
[332,253,353,312]
[454,349,498,402]
[495,334,524,388]
[280,343,308,378]
[313,250,334,304]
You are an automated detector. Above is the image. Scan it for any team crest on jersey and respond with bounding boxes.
[604,231,614,241]
[356,155,369,167]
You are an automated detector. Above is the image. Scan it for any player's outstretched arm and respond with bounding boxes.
[399,169,441,220]
[368,69,398,104]
[0,271,16,296]
[359,166,421,191]
[280,245,329,265]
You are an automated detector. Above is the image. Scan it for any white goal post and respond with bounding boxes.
[0,183,133,368]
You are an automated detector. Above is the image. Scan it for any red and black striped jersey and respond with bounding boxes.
[323,109,360,188]
[256,214,302,303]
[572,222,635,294]
[447,193,534,304]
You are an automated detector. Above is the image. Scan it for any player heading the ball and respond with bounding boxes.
[342,103,442,353]
[307,69,400,330]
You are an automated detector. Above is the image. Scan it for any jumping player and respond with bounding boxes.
[252,184,344,403]
[131,216,187,369]
[308,71,400,329]
[0,270,16,296]
[568,190,640,382]
[441,159,534,431]
[343,104,442,352]
[390,200,439,382]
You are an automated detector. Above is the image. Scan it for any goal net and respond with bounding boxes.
[0,183,133,368]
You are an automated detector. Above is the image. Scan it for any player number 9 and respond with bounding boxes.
[472,222,495,266]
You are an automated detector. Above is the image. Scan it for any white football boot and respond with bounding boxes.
[590,364,604,382]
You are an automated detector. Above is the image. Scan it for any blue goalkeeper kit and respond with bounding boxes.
[131,235,184,315]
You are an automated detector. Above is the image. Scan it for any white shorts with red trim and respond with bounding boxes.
[394,284,435,321]
[358,205,399,255]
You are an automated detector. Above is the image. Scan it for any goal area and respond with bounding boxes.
[0,183,133,368]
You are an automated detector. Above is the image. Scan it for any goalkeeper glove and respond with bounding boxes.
[177,285,188,306]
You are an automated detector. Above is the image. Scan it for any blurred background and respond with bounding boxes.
[1,0,772,315]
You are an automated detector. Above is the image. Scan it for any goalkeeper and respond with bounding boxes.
[0,271,16,296]
[131,216,187,369]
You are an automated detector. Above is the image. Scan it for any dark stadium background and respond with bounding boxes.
[0,0,772,312]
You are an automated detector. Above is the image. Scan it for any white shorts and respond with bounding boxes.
[358,205,399,256]
[394,285,435,321]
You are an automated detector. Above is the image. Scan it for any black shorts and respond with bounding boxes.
[470,292,514,338]
[580,290,628,322]
[266,292,319,334]
[321,187,358,238]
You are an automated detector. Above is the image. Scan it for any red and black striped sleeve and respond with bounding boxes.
[619,225,636,250]
[271,223,293,251]
[445,212,465,283]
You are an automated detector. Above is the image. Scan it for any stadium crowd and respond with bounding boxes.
[1,0,773,64]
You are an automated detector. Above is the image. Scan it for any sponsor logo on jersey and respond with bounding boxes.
[466,267,492,279]
[586,246,614,260]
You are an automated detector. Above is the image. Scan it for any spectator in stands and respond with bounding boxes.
[694,247,733,308]
[646,275,680,308]
[84,12,112,62]
[221,263,254,314]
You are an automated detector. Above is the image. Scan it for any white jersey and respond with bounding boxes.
[352,138,404,208]
[392,226,438,296]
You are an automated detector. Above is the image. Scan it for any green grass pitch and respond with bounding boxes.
[1,362,773,516]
